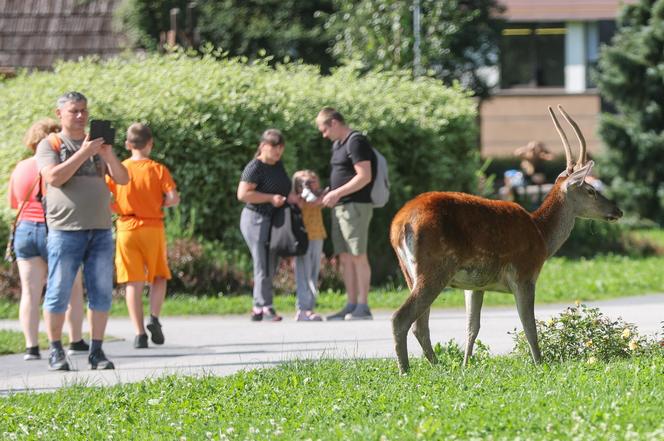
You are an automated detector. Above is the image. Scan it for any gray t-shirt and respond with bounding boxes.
[35,134,112,230]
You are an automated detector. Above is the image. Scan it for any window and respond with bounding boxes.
[500,23,566,89]
[587,20,616,88]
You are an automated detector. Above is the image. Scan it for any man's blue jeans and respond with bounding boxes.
[43,229,114,314]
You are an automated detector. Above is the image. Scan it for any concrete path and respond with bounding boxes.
[1,294,662,394]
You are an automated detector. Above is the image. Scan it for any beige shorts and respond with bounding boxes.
[331,202,373,256]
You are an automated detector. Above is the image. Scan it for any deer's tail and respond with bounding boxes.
[394,222,417,291]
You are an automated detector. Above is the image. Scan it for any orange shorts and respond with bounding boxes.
[115,227,171,283]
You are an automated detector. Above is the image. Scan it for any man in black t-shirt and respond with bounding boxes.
[316,107,374,320]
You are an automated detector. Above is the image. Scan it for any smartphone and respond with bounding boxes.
[89,119,115,145]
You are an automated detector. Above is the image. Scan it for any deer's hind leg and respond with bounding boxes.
[413,307,437,365]
[392,264,455,374]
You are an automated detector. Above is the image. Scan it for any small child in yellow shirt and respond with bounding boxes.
[292,170,327,321]
[106,123,180,348]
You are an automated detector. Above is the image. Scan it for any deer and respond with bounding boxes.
[389,105,623,374]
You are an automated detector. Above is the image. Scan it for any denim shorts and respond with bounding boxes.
[14,221,48,261]
[43,229,114,314]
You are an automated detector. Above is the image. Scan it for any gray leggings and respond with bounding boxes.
[295,239,323,311]
[240,207,279,307]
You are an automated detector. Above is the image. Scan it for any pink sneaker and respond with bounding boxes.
[295,310,323,322]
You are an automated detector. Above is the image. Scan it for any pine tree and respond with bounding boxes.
[596,0,664,223]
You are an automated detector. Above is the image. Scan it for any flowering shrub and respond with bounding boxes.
[511,303,661,363]
[434,339,490,366]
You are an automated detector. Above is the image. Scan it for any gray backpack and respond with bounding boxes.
[346,132,390,208]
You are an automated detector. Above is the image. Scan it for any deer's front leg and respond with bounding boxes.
[514,281,541,364]
[463,290,484,366]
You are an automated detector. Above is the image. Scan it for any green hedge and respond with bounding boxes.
[0,50,479,282]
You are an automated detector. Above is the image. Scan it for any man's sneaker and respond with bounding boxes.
[88,349,115,370]
[326,304,356,321]
[346,305,373,321]
[48,348,70,371]
[263,307,283,322]
[134,334,148,349]
[67,339,90,355]
[24,346,40,361]
[250,310,263,321]
[146,317,165,345]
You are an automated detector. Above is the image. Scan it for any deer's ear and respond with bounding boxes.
[564,160,594,189]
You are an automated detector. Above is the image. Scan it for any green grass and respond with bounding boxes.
[630,228,664,248]
[0,330,116,355]
[1,255,663,320]
[0,330,83,355]
[1,354,662,439]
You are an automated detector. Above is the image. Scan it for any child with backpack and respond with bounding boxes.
[292,170,327,321]
[106,123,180,348]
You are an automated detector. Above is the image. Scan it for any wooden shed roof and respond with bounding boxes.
[500,0,637,22]
[0,0,125,72]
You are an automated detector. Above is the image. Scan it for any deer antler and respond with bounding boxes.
[547,106,575,174]
[557,105,587,169]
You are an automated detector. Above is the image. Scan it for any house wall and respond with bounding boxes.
[500,0,636,21]
[480,93,601,157]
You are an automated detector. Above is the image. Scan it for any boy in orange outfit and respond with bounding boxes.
[107,123,180,348]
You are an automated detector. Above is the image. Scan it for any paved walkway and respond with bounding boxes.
[1,294,662,394]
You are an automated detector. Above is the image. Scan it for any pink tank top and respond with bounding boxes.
[8,157,45,223]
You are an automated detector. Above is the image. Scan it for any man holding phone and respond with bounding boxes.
[35,91,128,371]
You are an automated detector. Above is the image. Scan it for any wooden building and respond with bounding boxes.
[481,0,636,157]
[0,0,125,76]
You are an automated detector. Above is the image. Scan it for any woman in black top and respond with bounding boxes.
[237,129,293,321]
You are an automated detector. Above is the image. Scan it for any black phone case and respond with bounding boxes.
[89,120,115,145]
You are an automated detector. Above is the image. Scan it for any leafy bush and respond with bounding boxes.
[0,264,20,301]
[558,220,663,258]
[433,339,490,366]
[0,50,479,283]
[511,303,661,363]
[166,238,253,296]
[232,254,343,296]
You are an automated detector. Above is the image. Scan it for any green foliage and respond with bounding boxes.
[0,262,20,301]
[326,0,505,97]
[433,338,490,366]
[512,303,662,363]
[596,0,664,224]
[0,52,478,282]
[1,356,663,439]
[165,238,253,295]
[116,0,338,71]
[557,219,663,258]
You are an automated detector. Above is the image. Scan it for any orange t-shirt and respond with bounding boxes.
[106,158,176,231]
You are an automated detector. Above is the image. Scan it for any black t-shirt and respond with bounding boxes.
[330,131,375,204]
[240,159,291,216]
